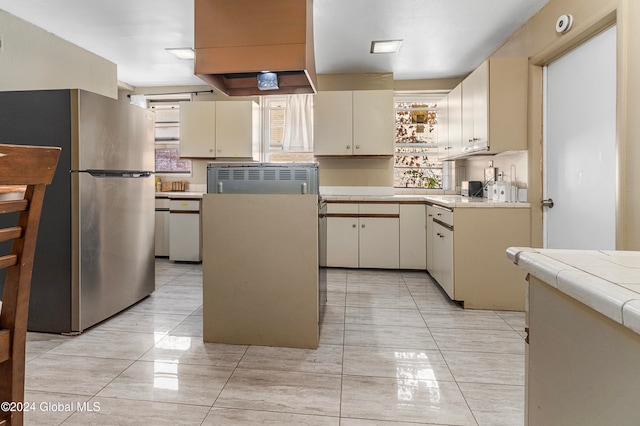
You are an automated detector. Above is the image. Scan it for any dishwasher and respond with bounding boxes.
[169,198,202,262]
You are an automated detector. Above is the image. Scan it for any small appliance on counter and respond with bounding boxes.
[461,180,483,197]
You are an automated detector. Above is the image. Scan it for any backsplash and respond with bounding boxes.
[460,151,528,189]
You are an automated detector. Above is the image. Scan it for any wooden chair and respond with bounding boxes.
[0,144,60,426]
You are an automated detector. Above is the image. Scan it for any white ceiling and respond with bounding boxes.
[0,0,549,88]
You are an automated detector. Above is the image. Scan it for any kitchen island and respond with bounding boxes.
[201,193,322,349]
[508,248,640,425]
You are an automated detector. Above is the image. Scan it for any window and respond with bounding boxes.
[394,96,442,188]
[147,94,192,175]
[262,95,314,162]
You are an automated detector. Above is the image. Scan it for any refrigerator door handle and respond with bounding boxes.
[70,169,153,178]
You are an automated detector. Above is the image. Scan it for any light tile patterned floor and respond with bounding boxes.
[22,259,525,425]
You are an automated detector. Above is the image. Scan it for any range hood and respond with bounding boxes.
[194,0,317,96]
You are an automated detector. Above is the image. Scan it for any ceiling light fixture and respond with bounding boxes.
[165,48,195,59]
[370,39,403,54]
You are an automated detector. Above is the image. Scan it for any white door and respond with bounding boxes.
[543,25,617,249]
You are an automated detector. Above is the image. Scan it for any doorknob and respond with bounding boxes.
[541,198,554,208]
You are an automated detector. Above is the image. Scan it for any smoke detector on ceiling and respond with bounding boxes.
[556,14,573,34]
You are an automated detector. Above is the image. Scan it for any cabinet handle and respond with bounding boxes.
[355,145,360,149]
[437,233,444,238]
[346,145,351,150]
[428,214,432,217]
[437,213,442,216]
[361,224,365,228]
[352,224,357,228]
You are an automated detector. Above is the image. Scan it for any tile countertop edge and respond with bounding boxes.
[507,247,640,336]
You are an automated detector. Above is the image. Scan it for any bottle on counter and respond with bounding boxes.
[155,177,162,192]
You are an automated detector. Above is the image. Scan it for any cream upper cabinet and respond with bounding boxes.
[180,101,259,159]
[313,91,353,156]
[444,57,527,159]
[179,101,216,157]
[352,90,394,155]
[446,84,463,158]
[314,90,394,156]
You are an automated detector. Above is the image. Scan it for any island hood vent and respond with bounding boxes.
[194,0,317,96]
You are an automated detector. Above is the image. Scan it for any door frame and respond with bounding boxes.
[526,11,619,249]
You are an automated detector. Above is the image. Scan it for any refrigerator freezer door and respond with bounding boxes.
[77,173,155,330]
[77,90,155,171]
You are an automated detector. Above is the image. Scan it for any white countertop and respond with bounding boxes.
[507,247,640,336]
[322,194,530,208]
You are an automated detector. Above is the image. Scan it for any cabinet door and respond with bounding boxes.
[326,217,359,267]
[313,91,353,155]
[461,76,475,152]
[400,205,426,269]
[359,217,399,269]
[169,212,202,262]
[432,222,454,299]
[353,90,394,156]
[437,95,449,157]
[426,206,435,272]
[179,101,216,157]
[154,210,170,257]
[472,60,489,144]
[215,101,256,158]
[447,84,463,158]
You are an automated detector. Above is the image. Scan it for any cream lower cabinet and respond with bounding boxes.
[325,202,399,269]
[359,217,399,269]
[154,197,170,257]
[427,204,531,310]
[399,204,426,269]
[431,220,454,298]
[326,216,359,268]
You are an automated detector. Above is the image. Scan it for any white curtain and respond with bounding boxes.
[283,94,313,151]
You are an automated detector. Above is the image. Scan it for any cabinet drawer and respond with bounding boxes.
[170,199,201,211]
[155,198,170,209]
[432,205,453,226]
[359,203,399,215]
[326,203,358,214]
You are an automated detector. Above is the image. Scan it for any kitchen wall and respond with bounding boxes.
[0,10,117,99]
[462,151,529,190]
[490,0,639,250]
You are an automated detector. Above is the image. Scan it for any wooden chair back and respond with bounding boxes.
[0,144,60,426]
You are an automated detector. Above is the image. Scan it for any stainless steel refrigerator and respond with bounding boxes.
[0,89,155,333]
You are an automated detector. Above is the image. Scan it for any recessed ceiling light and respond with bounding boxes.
[165,48,195,59]
[370,39,403,54]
